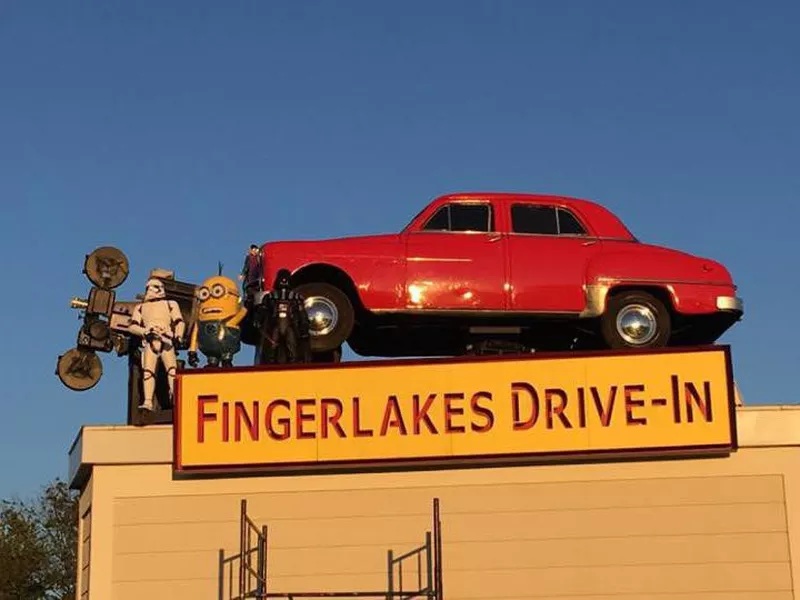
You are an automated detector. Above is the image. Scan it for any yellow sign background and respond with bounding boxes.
[174,347,736,473]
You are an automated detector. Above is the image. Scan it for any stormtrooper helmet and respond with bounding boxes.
[144,278,166,301]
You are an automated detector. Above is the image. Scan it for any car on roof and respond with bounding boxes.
[255,193,743,358]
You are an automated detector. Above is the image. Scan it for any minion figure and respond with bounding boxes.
[187,275,247,368]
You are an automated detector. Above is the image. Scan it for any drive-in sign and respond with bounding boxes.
[174,346,737,475]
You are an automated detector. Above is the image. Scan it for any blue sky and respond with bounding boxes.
[0,1,797,498]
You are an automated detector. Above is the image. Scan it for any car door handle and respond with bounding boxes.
[488,235,502,242]
[582,240,597,246]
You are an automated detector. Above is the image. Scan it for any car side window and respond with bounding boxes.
[422,206,450,231]
[557,208,587,235]
[511,204,587,236]
[511,204,558,234]
[451,204,493,232]
[422,203,493,232]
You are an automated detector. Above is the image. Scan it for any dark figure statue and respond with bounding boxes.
[255,269,312,364]
[239,244,263,303]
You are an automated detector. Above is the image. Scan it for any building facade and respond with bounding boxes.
[70,404,800,600]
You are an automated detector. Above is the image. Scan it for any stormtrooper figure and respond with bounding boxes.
[127,278,185,411]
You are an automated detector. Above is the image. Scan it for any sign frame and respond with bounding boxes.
[173,345,738,477]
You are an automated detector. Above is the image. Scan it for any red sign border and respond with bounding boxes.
[173,345,738,477]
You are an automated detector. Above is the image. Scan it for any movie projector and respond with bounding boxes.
[55,246,133,391]
[56,247,197,400]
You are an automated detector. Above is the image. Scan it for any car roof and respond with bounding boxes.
[433,192,637,240]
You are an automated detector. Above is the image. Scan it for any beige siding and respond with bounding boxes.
[109,473,792,599]
[79,506,91,599]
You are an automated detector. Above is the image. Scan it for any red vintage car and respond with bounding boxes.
[256,193,743,358]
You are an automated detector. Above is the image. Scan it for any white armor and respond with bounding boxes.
[128,278,185,411]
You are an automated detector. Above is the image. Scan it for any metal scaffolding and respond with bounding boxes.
[218,498,444,600]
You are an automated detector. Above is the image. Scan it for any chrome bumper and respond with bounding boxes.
[717,296,744,312]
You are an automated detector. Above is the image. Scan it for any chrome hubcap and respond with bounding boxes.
[616,304,657,345]
[304,296,338,336]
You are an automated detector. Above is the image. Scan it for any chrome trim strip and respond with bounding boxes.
[579,284,611,318]
[507,232,591,240]
[717,296,744,312]
[407,257,472,263]
[409,231,636,243]
[505,234,638,243]
[596,276,732,287]
[370,308,580,317]
[370,290,742,319]
[406,230,499,236]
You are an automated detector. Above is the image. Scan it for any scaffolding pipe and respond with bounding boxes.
[240,499,247,599]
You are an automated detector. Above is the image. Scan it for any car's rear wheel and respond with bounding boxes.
[601,291,671,349]
[295,282,355,352]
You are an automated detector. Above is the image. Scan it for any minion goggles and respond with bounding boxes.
[195,283,238,301]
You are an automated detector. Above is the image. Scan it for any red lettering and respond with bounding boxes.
[352,397,373,437]
[222,402,230,442]
[321,398,346,438]
[412,394,438,434]
[684,381,713,423]
[444,392,465,433]
[470,391,494,433]
[577,388,587,428]
[624,384,647,426]
[591,386,617,426]
[265,399,291,440]
[380,395,407,435]
[197,395,218,443]
[234,401,259,441]
[511,382,539,430]
[671,375,681,423]
[545,388,572,429]
[296,399,316,439]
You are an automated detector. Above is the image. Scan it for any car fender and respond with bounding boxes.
[581,244,731,317]
[263,235,406,310]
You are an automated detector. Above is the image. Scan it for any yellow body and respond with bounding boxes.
[188,275,247,352]
[176,347,735,472]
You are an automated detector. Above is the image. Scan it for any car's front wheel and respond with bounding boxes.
[601,291,671,349]
[294,282,355,352]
